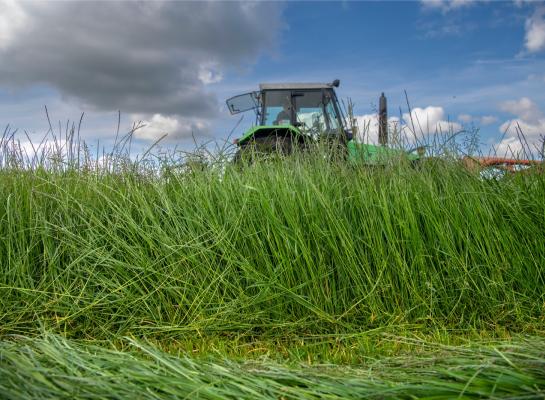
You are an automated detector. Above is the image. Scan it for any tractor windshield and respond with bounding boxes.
[293,90,340,134]
[262,89,341,134]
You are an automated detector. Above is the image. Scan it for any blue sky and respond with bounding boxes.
[1,1,544,157]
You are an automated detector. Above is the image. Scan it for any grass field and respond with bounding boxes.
[1,138,544,398]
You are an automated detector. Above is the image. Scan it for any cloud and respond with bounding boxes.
[480,115,498,125]
[354,105,461,144]
[353,114,400,144]
[418,0,478,38]
[132,114,211,141]
[421,0,475,13]
[500,97,542,124]
[514,0,533,7]
[499,118,545,137]
[4,139,68,164]
[403,106,462,134]
[457,113,497,125]
[496,97,545,156]
[494,136,525,157]
[524,6,545,53]
[198,63,224,85]
[0,1,282,133]
[0,0,27,49]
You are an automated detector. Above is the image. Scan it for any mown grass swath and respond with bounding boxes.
[1,334,544,399]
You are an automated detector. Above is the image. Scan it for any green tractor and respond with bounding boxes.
[226,79,420,163]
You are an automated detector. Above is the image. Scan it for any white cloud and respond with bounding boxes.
[421,0,475,13]
[198,63,224,85]
[3,139,68,164]
[494,137,525,157]
[458,113,497,125]
[133,114,210,141]
[403,106,462,134]
[352,114,400,144]
[480,115,498,125]
[496,97,545,156]
[499,118,545,138]
[500,97,542,124]
[354,105,462,144]
[0,0,26,49]
[525,6,545,53]
[353,114,379,143]
[450,0,475,8]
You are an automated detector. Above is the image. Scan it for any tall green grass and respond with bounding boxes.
[1,150,544,341]
[1,127,544,398]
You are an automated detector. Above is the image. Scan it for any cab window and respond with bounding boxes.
[324,97,340,131]
[294,90,340,134]
[263,90,292,125]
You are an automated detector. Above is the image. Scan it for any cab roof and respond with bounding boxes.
[259,82,335,91]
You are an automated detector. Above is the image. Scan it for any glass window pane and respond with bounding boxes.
[226,92,259,114]
[295,92,325,132]
[325,100,340,130]
[263,91,292,125]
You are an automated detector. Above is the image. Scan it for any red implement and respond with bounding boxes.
[463,156,542,173]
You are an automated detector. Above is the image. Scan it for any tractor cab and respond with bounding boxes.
[226,80,351,148]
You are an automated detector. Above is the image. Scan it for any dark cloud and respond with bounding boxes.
[0,1,282,125]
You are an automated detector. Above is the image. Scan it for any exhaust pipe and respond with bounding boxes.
[379,92,388,146]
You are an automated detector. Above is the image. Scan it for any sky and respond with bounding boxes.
[1,0,544,157]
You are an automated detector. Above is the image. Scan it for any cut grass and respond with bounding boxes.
[1,334,544,399]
